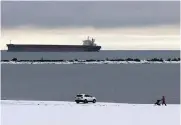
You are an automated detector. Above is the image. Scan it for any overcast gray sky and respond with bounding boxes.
[1,1,180,50]
[2,1,180,29]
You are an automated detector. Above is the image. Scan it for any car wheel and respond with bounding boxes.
[84,99,88,103]
[93,99,96,103]
[76,101,79,104]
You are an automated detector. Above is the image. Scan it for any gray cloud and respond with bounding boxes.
[2,1,180,28]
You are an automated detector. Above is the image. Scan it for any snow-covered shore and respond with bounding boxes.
[1,100,180,125]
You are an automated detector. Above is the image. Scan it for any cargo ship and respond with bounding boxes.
[6,37,101,52]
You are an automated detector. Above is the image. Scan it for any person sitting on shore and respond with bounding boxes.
[154,100,161,106]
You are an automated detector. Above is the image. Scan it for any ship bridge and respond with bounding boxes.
[83,37,97,46]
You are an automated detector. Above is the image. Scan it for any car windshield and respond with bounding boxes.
[76,95,83,97]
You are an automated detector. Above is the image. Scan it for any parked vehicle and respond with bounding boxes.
[75,94,96,104]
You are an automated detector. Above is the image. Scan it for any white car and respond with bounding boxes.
[75,94,96,104]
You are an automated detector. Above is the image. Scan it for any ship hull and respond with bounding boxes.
[7,44,101,52]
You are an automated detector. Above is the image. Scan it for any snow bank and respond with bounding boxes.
[1,100,180,125]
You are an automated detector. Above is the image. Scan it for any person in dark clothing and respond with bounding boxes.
[154,100,161,106]
[161,96,167,106]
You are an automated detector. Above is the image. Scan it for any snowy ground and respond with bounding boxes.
[1,100,180,125]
